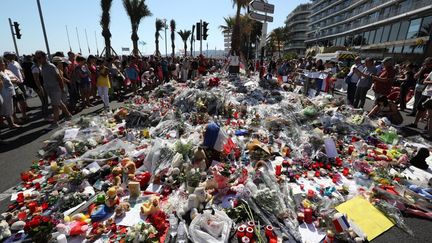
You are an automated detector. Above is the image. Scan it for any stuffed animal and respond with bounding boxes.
[140,196,160,216]
[114,202,131,218]
[105,187,120,208]
[112,166,123,186]
[0,220,11,241]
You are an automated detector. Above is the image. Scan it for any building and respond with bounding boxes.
[306,0,432,62]
[284,3,311,57]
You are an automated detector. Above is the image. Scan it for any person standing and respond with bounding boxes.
[352,58,377,108]
[75,55,92,108]
[408,71,432,135]
[397,63,416,111]
[97,64,111,111]
[87,55,98,102]
[66,51,79,113]
[0,57,21,128]
[371,57,395,99]
[35,51,71,129]
[409,57,432,116]
[4,52,28,120]
[347,57,363,105]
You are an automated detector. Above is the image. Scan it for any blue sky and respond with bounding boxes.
[0,0,309,56]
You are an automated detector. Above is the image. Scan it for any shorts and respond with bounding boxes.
[13,87,25,101]
[417,96,432,111]
[45,88,62,106]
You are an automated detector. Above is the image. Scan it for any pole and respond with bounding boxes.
[94,31,99,56]
[200,20,203,56]
[259,12,268,79]
[85,28,91,54]
[66,25,72,51]
[8,18,19,57]
[36,0,51,57]
[206,42,208,57]
[76,27,82,54]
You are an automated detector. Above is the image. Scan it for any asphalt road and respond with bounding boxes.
[0,88,430,242]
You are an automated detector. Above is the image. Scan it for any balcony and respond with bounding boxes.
[306,0,432,42]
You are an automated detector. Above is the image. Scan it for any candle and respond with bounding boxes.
[245,227,254,239]
[304,208,313,224]
[236,225,246,239]
[275,165,282,176]
[57,234,68,243]
[241,236,250,243]
[265,225,274,238]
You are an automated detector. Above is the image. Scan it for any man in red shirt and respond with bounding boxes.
[372,57,395,99]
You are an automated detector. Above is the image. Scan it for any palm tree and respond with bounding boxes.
[123,0,152,56]
[231,0,249,53]
[268,27,288,58]
[170,19,176,57]
[190,25,195,57]
[178,30,191,57]
[155,19,164,56]
[100,0,113,57]
[219,16,235,34]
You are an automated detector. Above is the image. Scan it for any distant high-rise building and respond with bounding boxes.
[306,0,432,61]
[285,3,311,57]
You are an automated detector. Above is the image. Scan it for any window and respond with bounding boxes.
[381,25,391,42]
[393,46,403,53]
[374,27,383,44]
[403,45,413,54]
[363,31,370,45]
[413,45,424,54]
[419,16,432,37]
[369,29,376,45]
[397,21,409,40]
[406,18,422,39]
[388,22,400,42]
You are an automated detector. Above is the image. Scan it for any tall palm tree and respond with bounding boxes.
[190,25,195,57]
[123,0,152,56]
[231,0,249,54]
[219,16,235,34]
[100,0,113,57]
[170,19,176,57]
[155,19,164,56]
[178,30,191,57]
[268,27,288,58]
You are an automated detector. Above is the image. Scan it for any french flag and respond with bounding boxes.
[332,213,350,233]
[203,122,228,152]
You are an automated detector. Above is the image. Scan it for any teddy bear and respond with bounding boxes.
[0,220,11,241]
[114,202,131,218]
[140,196,160,216]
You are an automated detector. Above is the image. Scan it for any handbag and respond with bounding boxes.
[344,73,352,84]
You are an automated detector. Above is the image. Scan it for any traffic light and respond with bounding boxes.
[13,22,21,39]
[196,22,201,40]
[202,22,209,40]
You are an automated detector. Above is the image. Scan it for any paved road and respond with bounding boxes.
[0,89,430,242]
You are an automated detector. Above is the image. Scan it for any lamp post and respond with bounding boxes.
[36,0,51,57]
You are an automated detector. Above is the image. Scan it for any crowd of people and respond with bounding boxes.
[0,51,226,135]
[1,49,432,142]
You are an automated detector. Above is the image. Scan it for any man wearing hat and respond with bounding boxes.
[35,51,71,129]
[371,57,396,99]
[4,51,29,121]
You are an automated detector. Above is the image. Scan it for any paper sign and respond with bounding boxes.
[298,223,326,243]
[324,137,338,158]
[335,196,394,241]
[63,128,80,141]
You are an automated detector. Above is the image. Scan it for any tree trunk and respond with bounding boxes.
[171,32,175,57]
[132,30,139,56]
[102,29,111,57]
[231,5,241,54]
[155,33,160,57]
[184,42,187,57]
[278,41,281,59]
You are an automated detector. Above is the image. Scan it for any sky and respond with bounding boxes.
[0,0,309,56]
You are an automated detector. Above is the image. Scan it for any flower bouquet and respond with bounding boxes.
[24,215,57,243]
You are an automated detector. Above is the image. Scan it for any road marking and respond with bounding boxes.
[0,185,17,202]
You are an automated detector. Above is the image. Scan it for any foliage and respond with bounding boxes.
[231,0,250,53]
[178,30,191,57]
[170,19,176,57]
[100,0,113,57]
[123,0,152,55]
[24,215,57,242]
[283,52,298,61]
[155,18,164,56]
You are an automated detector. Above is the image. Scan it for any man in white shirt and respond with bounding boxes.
[347,57,364,105]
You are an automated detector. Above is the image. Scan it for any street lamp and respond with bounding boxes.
[163,19,168,57]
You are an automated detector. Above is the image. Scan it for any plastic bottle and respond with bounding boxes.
[176,221,187,243]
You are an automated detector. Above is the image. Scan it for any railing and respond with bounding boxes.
[308,0,430,36]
